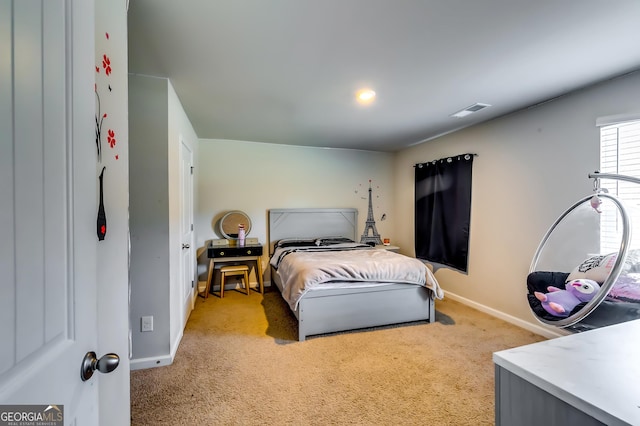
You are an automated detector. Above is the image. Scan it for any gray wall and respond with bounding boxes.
[128,75,199,368]
[129,75,171,359]
[394,70,640,336]
[195,140,395,285]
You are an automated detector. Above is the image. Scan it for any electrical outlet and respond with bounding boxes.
[141,316,153,332]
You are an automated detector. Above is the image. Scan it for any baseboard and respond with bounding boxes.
[130,329,184,371]
[130,354,173,371]
[442,291,567,340]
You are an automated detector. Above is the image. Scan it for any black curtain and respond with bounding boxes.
[415,154,474,273]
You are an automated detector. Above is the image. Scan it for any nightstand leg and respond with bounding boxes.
[257,257,264,294]
[203,259,214,299]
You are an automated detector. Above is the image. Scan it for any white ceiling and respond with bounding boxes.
[127,0,640,152]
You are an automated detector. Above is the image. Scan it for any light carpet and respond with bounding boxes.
[130,288,545,425]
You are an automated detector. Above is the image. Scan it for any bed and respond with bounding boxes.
[268,208,443,341]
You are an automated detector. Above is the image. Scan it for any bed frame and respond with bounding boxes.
[268,208,436,341]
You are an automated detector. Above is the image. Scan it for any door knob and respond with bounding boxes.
[81,351,120,381]
[182,243,190,249]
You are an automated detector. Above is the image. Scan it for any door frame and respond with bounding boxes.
[179,135,196,319]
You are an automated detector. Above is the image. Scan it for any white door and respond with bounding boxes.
[180,138,195,314]
[0,1,109,423]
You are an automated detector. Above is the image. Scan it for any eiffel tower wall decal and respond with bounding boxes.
[360,180,382,245]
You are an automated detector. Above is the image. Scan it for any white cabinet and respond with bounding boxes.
[494,320,640,425]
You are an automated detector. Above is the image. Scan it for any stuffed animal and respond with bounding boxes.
[534,279,601,318]
[590,195,603,213]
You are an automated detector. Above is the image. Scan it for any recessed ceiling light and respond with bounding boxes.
[451,103,491,118]
[356,89,376,104]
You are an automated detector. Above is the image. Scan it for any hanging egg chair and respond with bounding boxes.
[528,172,640,332]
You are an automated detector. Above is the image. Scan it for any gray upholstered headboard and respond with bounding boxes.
[268,208,358,254]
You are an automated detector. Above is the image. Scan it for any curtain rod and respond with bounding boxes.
[414,153,478,167]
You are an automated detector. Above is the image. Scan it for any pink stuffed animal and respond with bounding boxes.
[590,195,603,213]
[534,279,600,318]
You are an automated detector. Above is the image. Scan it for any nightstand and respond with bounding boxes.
[203,243,264,298]
[376,245,400,253]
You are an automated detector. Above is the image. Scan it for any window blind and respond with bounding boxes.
[599,119,640,253]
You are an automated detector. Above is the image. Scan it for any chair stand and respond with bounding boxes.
[219,265,250,298]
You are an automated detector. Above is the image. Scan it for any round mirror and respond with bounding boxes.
[219,210,251,239]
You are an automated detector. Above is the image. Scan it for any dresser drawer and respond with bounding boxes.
[207,244,263,258]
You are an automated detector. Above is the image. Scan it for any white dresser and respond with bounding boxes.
[493,319,640,426]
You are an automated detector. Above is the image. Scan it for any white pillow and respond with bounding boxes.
[566,253,616,283]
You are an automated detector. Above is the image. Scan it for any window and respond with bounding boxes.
[599,118,640,253]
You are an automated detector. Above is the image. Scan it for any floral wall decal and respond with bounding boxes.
[97,167,107,240]
[95,88,105,161]
[95,31,120,240]
[107,129,116,148]
[102,54,112,75]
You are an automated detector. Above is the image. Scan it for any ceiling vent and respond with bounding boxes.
[450,103,491,118]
